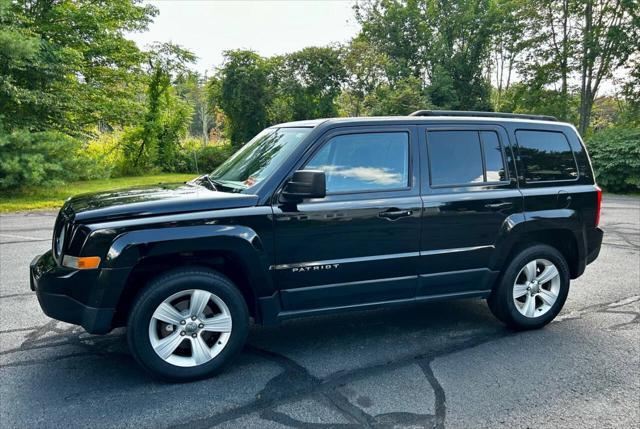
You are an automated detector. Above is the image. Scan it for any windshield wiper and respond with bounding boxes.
[188,175,219,191]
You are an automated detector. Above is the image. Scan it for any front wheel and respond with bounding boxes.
[488,244,570,330]
[127,267,249,381]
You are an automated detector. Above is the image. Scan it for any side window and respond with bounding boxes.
[481,131,507,182]
[306,132,409,194]
[427,130,507,186]
[515,130,578,182]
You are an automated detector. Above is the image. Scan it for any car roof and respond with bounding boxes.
[275,115,571,128]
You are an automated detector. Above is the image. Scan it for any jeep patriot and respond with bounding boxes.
[31,110,604,381]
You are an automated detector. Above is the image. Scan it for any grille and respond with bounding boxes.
[52,212,69,261]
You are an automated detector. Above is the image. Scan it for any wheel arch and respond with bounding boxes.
[101,225,274,328]
[494,226,583,280]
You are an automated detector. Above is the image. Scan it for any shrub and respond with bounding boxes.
[586,127,640,193]
[83,130,127,179]
[174,139,234,174]
[0,129,98,192]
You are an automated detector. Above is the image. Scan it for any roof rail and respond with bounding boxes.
[408,110,558,122]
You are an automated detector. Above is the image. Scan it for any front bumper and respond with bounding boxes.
[30,251,115,334]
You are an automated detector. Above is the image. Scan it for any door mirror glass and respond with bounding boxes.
[282,170,326,201]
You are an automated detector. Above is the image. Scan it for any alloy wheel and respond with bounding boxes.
[513,258,561,318]
[148,289,232,367]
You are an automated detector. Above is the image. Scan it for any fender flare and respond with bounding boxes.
[98,224,274,308]
[490,210,586,275]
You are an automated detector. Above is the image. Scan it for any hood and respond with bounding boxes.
[64,182,259,223]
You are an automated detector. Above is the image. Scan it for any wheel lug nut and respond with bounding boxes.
[180,320,186,325]
[191,316,197,321]
[180,331,186,336]
[199,323,204,328]
[191,333,197,338]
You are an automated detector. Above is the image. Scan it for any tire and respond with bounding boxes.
[127,267,249,382]
[488,244,570,330]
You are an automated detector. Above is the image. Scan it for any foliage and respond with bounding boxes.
[0,173,195,212]
[512,0,638,131]
[0,0,156,134]
[576,0,638,134]
[174,139,234,174]
[122,43,196,172]
[215,50,271,148]
[363,77,430,116]
[176,72,216,144]
[620,56,640,125]
[271,47,346,121]
[3,0,640,202]
[339,37,389,116]
[499,83,580,123]
[355,0,497,111]
[83,129,131,178]
[0,128,104,191]
[586,127,640,193]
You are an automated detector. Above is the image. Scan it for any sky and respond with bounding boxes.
[127,0,622,94]
[127,0,361,74]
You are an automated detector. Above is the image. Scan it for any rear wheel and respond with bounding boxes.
[488,244,570,330]
[127,267,249,381]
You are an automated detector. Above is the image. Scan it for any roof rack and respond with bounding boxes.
[408,110,558,122]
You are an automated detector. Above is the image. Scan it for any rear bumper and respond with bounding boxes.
[30,251,115,334]
[586,227,604,265]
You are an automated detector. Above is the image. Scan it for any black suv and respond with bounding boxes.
[31,111,603,381]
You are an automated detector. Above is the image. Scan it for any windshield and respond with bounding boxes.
[211,127,312,190]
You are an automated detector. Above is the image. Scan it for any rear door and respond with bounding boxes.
[417,124,524,298]
[272,126,422,313]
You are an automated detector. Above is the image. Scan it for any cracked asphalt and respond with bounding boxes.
[1,194,639,428]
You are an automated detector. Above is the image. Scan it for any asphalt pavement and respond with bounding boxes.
[0,195,638,428]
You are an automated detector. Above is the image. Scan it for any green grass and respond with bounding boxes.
[0,173,197,212]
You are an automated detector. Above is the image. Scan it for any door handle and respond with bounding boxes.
[378,208,413,220]
[484,201,513,210]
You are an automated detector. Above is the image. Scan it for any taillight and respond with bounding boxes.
[595,186,602,227]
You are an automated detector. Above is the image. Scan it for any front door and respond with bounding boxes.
[272,127,422,313]
[417,124,524,297]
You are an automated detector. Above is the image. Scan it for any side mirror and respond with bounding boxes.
[282,170,326,201]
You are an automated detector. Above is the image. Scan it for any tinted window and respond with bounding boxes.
[212,127,311,188]
[516,130,578,181]
[481,131,507,182]
[306,132,409,193]
[428,131,484,186]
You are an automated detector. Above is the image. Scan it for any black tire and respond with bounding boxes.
[488,244,570,330]
[127,267,249,382]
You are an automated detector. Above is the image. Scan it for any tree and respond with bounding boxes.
[215,50,271,147]
[177,72,214,145]
[355,0,433,83]
[516,0,578,120]
[0,0,156,134]
[340,37,389,116]
[363,76,430,115]
[272,46,346,121]
[124,43,195,170]
[577,0,638,134]
[514,0,637,132]
[431,0,496,111]
[490,0,529,110]
[355,0,497,111]
[619,54,640,125]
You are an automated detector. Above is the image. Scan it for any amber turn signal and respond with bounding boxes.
[62,255,101,270]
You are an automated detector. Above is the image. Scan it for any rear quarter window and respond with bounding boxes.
[515,130,578,182]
